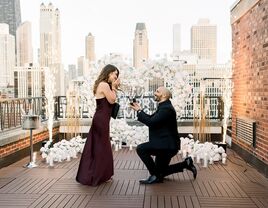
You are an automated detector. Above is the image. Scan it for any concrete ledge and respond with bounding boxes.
[0,121,60,147]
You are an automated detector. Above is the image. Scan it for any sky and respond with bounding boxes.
[20,0,237,66]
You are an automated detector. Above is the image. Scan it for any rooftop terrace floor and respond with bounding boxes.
[0,148,268,208]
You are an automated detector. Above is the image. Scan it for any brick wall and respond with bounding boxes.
[0,127,59,158]
[232,0,268,163]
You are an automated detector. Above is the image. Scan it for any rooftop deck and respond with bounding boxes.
[0,148,267,208]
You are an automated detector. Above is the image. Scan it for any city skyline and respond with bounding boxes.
[20,0,236,65]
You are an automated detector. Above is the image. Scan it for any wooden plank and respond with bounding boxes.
[171,196,179,208]
[192,181,202,196]
[215,182,229,197]
[151,195,157,208]
[126,180,135,195]
[113,180,123,195]
[185,196,193,208]
[158,195,164,208]
[164,196,172,208]
[251,197,268,208]
[143,195,151,208]
[100,181,113,195]
[178,196,186,208]
[203,181,216,197]
[42,194,61,208]
[119,180,129,195]
[106,180,119,195]
[191,196,201,208]
[77,195,92,208]
[15,178,39,193]
[35,179,57,194]
[197,181,209,196]
[58,195,76,208]
[208,181,222,197]
[49,194,69,208]
[198,197,257,208]
[28,194,53,208]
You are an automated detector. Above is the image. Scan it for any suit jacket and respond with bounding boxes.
[137,99,180,150]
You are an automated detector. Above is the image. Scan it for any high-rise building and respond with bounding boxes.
[40,3,61,66]
[16,21,33,66]
[77,56,89,77]
[173,23,181,55]
[40,3,63,96]
[191,19,217,64]
[68,64,77,80]
[133,23,148,68]
[85,33,95,63]
[0,0,21,37]
[0,24,15,89]
[14,65,46,98]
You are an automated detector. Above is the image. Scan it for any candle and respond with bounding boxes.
[196,155,200,163]
[119,142,122,149]
[222,157,226,164]
[67,155,71,161]
[46,156,50,164]
[49,156,54,167]
[58,155,62,162]
[182,149,187,158]
[187,145,192,154]
[115,144,119,151]
[129,144,133,151]
[209,157,213,164]
[203,153,208,167]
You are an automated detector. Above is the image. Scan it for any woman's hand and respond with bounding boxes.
[112,78,120,90]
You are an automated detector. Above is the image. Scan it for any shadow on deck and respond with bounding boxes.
[0,148,268,208]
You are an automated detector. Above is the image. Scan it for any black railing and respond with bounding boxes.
[0,97,58,132]
[0,95,229,132]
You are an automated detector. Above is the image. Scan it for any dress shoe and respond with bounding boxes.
[139,175,162,184]
[185,157,197,179]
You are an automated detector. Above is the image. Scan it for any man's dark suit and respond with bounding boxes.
[136,99,186,179]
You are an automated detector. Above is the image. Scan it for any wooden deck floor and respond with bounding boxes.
[0,148,268,208]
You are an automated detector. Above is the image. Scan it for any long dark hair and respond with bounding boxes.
[93,64,119,95]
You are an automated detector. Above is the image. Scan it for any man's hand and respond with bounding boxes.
[129,102,141,111]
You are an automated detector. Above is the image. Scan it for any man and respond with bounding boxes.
[130,86,197,184]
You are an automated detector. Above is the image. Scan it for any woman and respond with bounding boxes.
[76,64,120,186]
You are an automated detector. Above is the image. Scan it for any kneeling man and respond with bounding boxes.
[130,86,197,184]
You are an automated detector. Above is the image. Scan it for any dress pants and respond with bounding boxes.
[136,142,186,178]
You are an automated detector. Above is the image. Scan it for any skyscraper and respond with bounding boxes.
[77,56,89,77]
[85,33,95,63]
[0,24,15,88]
[16,21,33,66]
[40,3,63,96]
[133,23,149,68]
[173,23,181,54]
[0,0,21,37]
[191,19,217,64]
[40,3,61,66]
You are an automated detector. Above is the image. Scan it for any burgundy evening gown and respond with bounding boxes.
[76,97,114,186]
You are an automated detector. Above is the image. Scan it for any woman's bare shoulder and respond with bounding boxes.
[98,81,109,87]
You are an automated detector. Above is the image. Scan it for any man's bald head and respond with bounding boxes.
[155,86,172,102]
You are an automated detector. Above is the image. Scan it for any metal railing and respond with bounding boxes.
[0,97,58,132]
[0,95,228,132]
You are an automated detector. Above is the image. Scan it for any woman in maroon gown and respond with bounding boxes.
[76,64,120,186]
